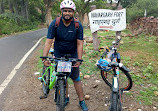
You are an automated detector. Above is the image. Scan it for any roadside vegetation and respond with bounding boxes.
[82,29,158,106]
[1,0,158,37]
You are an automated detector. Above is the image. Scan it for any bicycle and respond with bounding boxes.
[39,54,83,111]
[97,38,133,111]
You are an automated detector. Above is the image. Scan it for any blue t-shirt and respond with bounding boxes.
[47,17,83,57]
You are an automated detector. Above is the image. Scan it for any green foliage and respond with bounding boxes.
[121,0,137,8]
[51,1,61,19]
[137,87,158,105]
[127,0,158,23]
[132,62,141,67]
[91,0,107,9]
[142,63,154,78]
[121,56,131,66]
[0,13,39,35]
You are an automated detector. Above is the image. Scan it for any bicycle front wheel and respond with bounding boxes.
[110,92,118,111]
[56,80,65,111]
[41,66,50,94]
[101,68,133,91]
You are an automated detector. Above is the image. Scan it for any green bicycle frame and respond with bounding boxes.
[41,63,56,89]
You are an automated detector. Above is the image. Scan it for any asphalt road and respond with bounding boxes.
[0,28,47,85]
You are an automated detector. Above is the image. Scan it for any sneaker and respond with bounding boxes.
[64,97,69,107]
[79,100,88,111]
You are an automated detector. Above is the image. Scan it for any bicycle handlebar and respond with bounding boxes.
[40,56,83,63]
[108,61,130,72]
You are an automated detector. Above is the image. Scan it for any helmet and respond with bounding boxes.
[60,0,76,11]
[97,59,112,72]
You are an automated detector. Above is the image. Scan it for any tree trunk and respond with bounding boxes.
[78,12,84,24]
[44,0,55,27]
[21,0,26,17]
[14,0,19,15]
[45,7,52,27]
[0,0,4,14]
[8,0,14,13]
[41,7,45,23]
[25,0,29,21]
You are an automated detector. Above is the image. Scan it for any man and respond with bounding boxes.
[42,0,88,111]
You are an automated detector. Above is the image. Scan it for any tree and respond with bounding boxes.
[0,0,5,14]
[8,0,14,13]
[127,0,158,23]
[120,0,137,8]
[44,0,57,27]
[75,0,107,24]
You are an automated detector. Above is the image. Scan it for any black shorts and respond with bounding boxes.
[54,50,80,81]
[69,67,80,81]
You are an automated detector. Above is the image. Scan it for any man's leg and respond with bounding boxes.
[73,80,84,101]
[73,80,88,111]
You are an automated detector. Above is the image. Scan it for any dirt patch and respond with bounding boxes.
[2,41,156,111]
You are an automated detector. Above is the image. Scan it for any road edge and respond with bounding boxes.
[0,36,45,95]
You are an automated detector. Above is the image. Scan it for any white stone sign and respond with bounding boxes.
[88,9,126,33]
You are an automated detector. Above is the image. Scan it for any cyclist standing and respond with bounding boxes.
[42,0,88,110]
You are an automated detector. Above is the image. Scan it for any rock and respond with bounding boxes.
[154,91,158,96]
[84,37,93,43]
[128,109,133,111]
[34,72,40,75]
[153,107,157,109]
[83,40,86,45]
[83,75,90,79]
[122,107,128,109]
[120,40,124,44]
[92,84,98,88]
[104,104,107,106]
[95,80,101,83]
[80,72,83,77]
[85,95,90,100]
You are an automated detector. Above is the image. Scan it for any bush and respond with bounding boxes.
[0,13,39,35]
[127,0,158,23]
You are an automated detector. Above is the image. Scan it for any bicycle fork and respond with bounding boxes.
[111,68,122,111]
[54,73,67,105]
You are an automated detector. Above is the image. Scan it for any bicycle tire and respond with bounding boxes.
[110,92,118,111]
[56,80,65,111]
[101,68,133,91]
[42,65,50,94]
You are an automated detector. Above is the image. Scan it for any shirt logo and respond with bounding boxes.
[68,30,73,33]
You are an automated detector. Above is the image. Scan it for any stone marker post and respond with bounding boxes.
[90,5,100,51]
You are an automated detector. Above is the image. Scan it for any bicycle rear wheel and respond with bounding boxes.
[101,68,132,91]
[41,66,50,94]
[56,80,65,111]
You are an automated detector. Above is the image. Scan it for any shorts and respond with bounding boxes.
[54,50,80,82]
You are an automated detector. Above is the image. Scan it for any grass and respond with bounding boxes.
[81,29,158,106]
[0,27,40,38]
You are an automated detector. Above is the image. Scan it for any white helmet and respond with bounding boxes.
[60,0,76,11]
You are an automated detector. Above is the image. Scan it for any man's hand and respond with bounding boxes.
[73,62,81,67]
[43,60,51,66]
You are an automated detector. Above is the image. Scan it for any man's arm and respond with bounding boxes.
[43,38,54,56]
[77,39,83,59]
[42,38,54,66]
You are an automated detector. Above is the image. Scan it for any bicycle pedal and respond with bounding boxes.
[39,95,47,99]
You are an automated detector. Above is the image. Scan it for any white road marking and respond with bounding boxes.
[0,36,45,95]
